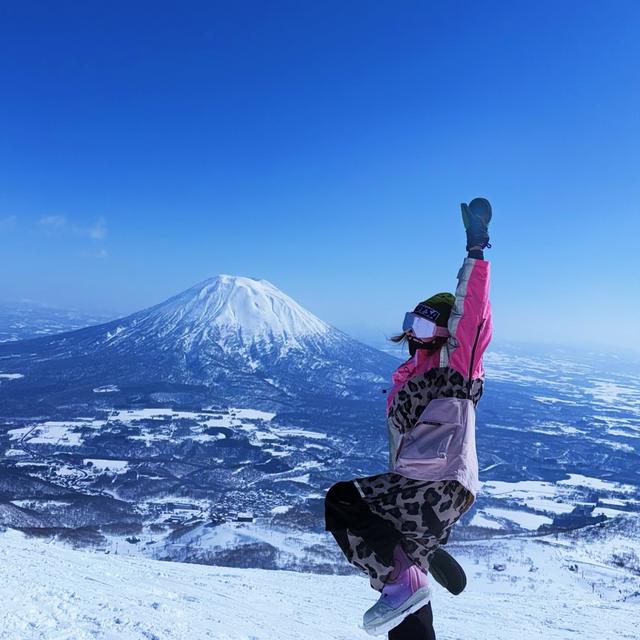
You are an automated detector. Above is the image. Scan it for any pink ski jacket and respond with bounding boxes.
[386,258,492,497]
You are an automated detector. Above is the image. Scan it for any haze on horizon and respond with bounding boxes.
[1,1,639,353]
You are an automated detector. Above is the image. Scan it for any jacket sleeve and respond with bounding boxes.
[446,258,492,381]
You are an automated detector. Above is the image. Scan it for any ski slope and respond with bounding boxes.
[0,529,638,639]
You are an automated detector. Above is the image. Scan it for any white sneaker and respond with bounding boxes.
[362,565,431,636]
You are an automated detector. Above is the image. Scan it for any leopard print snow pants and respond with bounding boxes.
[325,473,473,591]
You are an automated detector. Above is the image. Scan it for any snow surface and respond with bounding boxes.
[83,459,129,473]
[482,507,553,530]
[557,474,637,494]
[8,422,85,446]
[0,529,638,640]
[469,513,503,529]
[7,408,278,454]
[479,478,637,520]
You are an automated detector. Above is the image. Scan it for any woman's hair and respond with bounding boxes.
[389,333,448,356]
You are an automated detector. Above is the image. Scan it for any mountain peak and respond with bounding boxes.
[142,274,332,352]
[203,274,273,288]
[194,274,284,301]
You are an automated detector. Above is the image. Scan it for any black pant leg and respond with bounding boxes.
[388,603,436,640]
[324,480,402,566]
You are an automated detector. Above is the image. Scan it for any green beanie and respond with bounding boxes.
[413,292,455,328]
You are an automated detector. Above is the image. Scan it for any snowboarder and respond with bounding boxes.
[325,198,493,637]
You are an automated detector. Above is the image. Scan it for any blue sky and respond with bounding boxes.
[1,1,639,351]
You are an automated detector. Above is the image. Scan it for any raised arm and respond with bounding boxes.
[446,198,493,382]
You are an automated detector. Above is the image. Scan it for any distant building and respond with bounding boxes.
[236,512,254,522]
[166,502,200,511]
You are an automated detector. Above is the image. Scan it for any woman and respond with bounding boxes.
[325,198,493,637]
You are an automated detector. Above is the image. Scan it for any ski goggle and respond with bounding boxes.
[402,312,450,340]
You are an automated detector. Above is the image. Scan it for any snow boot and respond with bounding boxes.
[362,546,432,636]
[428,547,467,595]
[461,197,492,250]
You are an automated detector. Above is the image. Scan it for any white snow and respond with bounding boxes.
[0,372,24,380]
[469,513,504,529]
[0,528,639,639]
[93,385,120,393]
[111,407,274,429]
[8,422,84,446]
[83,459,129,473]
[599,498,638,507]
[270,505,292,514]
[3,448,26,458]
[587,380,640,410]
[230,408,276,422]
[7,427,31,440]
[113,408,187,420]
[4,408,279,451]
[530,422,584,436]
[271,427,327,440]
[479,478,633,517]
[261,448,291,458]
[480,479,566,513]
[274,473,311,484]
[162,521,326,564]
[99,407,281,450]
[8,419,101,447]
[106,275,334,356]
[557,474,637,494]
[190,433,228,443]
[105,325,126,341]
[482,508,553,530]
[533,395,579,406]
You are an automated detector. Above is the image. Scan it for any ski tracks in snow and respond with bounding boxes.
[0,531,367,639]
[1,531,638,639]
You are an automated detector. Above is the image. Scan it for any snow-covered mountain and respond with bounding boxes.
[0,278,398,557]
[1,284,639,600]
[0,276,397,412]
[144,275,334,354]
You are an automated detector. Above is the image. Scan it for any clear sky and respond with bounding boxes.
[1,1,639,351]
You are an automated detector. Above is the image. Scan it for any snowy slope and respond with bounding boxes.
[1,528,638,640]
